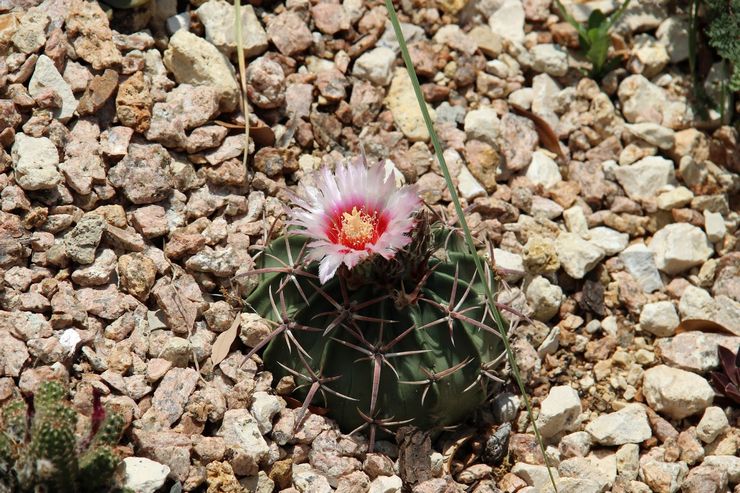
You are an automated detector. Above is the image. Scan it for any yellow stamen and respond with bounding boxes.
[341,207,375,243]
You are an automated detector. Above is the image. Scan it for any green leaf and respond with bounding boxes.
[587,9,608,30]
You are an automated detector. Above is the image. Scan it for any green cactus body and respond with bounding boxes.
[0,382,125,493]
[246,224,505,435]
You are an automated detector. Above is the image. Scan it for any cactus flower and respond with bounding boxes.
[289,159,421,283]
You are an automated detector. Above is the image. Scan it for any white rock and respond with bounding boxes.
[122,457,170,493]
[250,392,282,435]
[293,464,333,493]
[386,68,436,142]
[556,0,617,23]
[352,46,396,86]
[458,165,487,200]
[585,404,652,446]
[531,74,561,129]
[509,87,534,108]
[555,233,605,279]
[29,54,78,122]
[703,210,726,242]
[558,454,617,492]
[535,385,582,439]
[639,301,679,337]
[163,30,239,112]
[613,156,676,202]
[378,21,425,53]
[656,186,694,210]
[617,74,691,129]
[649,223,713,275]
[59,328,81,355]
[696,407,729,444]
[625,122,676,150]
[656,332,740,373]
[512,463,560,490]
[217,409,270,476]
[10,133,62,191]
[642,365,714,420]
[196,1,268,57]
[526,276,563,322]
[531,44,569,77]
[587,227,629,256]
[526,151,562,189]
[488,0,525,44]
[563,206,589,236]
[616,444,640,481]
[368,475,402,493]
[677,287,740,334]
[619,243,663,293]
[166,12,190,34]
[639,460,688,493]
[531,196,563,220]
[701,456,740,484]
[630,34,669,79]
[542,477,603,493]
[493,248,524,282]
[464,106,501,145]
[433,25,477,55]
[656,17,689,63]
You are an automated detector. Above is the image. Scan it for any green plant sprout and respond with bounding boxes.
[554,0,632,80]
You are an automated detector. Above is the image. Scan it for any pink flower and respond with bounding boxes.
[289,159,421,283]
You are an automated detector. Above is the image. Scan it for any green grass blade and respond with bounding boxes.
[234,0,250,169]
[382,2,558,491]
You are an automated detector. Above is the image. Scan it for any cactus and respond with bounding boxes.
[0,382,126,493]
[243,159,507,443]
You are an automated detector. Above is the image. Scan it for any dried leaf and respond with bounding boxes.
[674,319,735,336]
[509,103,565,159]
[213,121,276,147]
[211,316,240,366]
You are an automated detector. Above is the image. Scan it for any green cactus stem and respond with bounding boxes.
[245,217,507,444]
[0,381,125,493]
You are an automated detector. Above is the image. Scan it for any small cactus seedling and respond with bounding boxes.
[244,158,507,445]
[0,382,126,493]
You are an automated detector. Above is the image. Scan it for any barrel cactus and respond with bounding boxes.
[0,381,126,493]
[244,157,506,442]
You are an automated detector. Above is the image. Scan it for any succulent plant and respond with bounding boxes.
[710,345,740,404]
[243,158,507,444]
[0,382,126,493]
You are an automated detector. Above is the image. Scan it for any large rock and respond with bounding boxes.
[196,1,268,57]
[585,404,652,446]
[639,301,679,337]
[108,144,173,205]
[649,223,713,275]
[535,385,581,439]
[64,215,107,265]
[655,332,740,373]
[619,243,663,293]
[28,54,78,122]
[555,233,605,279]
[613,156,676,202]
[617,74,691,129]
[10,133,62,191]
[122,457,170,493]
[163,30,239,112]
[352,47,396,87]
[488,0,525,43]
[526,151,562,188]
[217,409,270,476]
[464,107,501,146]
[642,365,714,420]
[385,68,435,142]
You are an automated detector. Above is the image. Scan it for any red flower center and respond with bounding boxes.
[327,205,388,250]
